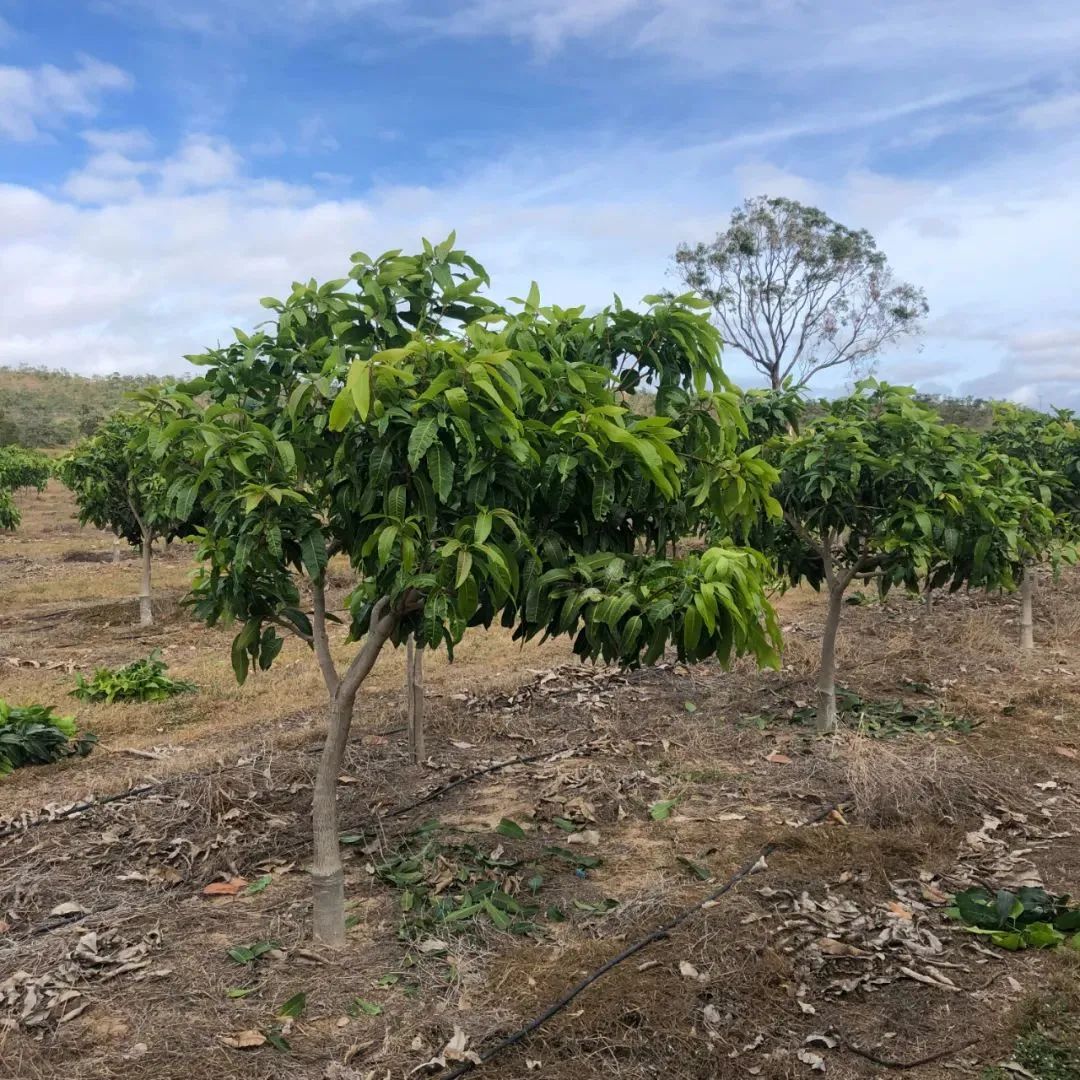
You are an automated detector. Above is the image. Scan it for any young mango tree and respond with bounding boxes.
[982,404,1080,648]
[0,446,52,530]
[147,239,783,945]
[59,413,181,626]
[766,381,1052,732]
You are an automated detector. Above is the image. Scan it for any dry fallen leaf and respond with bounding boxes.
[49,902,88,917]
[797,1049,826,1071]
[566,829,601,847]
[678,961,707,982]
[766,752,793,765]
[220,1030,267,1049]
[920,883,949,905]
[814,937,867,958]
[202,878,248,897]
[1054,745,1077,760]
[886,901,913,921]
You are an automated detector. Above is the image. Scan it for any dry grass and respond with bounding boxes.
[835,732,1005,827]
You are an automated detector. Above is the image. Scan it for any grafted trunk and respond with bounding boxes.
[138,531,153,626]
[406,636,425,765]
[817,584,845,733]
[1020,569,1035,651]
[311,693,353,947]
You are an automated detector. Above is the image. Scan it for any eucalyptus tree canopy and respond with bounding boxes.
[147,236,783,944]
[674,197,928,390]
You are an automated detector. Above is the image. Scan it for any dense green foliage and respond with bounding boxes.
[767,382,1052,596]
[949,885,1080,951]
[0,701,96,776]
[145,238,782,679]
[0,445,52,531]
[59,413,170,547]
[71,651,196,704]
[983,403,1080,549]
[0,366,165,448]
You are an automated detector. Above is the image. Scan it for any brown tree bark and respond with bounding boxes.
[406,635,425,764]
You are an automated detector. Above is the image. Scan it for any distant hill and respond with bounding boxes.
[0,366,167,448]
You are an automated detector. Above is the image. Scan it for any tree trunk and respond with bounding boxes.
[406,636,425,765]
[311,692,353,948]
[1020,569,1035,651]
[138,531,152,626]
[112,537,121,565]
[307,597,399,946]
[817,584,845,733]
[924,584,933,614]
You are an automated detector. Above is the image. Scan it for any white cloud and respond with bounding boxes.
[81,127,154,155]
[0,55,132,141]
[2,123,1079,410]
[1016,92,1080,132]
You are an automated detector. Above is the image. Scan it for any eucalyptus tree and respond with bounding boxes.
[674,196,928,390]
[767,382,1052,731]
[982,404,1080,648]
[59,413,179,626]
[147,238,783,945]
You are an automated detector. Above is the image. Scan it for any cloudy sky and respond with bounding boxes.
[2,1,1079,404]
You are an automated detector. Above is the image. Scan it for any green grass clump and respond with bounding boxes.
[0,701,96,775]
[71,650,196,704]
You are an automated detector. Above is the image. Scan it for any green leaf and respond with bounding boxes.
[495,817,526,840]
[243,875,273,896]
[426,443,454,502]
[408,416,441,469]
[649,799,677,821]
[474,509,492,544]
[328,389,355,431]
[277,993,307,1019]
[300,530,328,582]
[676,856,711,880]
[347,998,383,1017]
[225,987,258,999]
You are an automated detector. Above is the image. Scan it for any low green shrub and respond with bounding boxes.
[0,701,97,775]
[71,650,196,704]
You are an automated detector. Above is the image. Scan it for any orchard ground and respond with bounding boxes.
[2,483,1079,1080]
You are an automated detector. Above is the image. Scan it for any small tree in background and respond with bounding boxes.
[148,239,783,945]
[0,446,52,531]
[59,413,179,626]
[765,382,1051,731]
[674,196,928,390]
[982,404,1080,648]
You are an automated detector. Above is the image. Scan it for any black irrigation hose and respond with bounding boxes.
[436,800,844,1080]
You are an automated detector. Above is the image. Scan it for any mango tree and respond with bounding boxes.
[0,446,52,530]
[59,413,179,626]
[147,239,783,945]
[982,404,1080,648]
[766,381,1052,731]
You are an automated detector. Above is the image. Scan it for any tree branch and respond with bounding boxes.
[337,596,398,702]
[311,580,341,696]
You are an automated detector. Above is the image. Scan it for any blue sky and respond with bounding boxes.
[2,1,1080,405]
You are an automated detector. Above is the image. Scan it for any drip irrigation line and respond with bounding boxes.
[435,799,844,1079]
[837,1031,980,1069]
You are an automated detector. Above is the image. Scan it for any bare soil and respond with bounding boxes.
[2,485,1080,1080]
